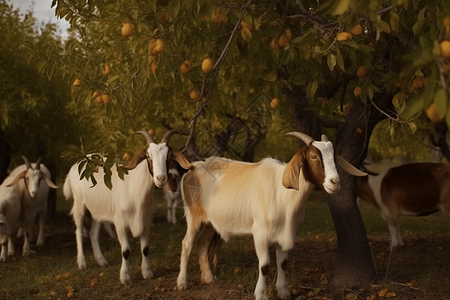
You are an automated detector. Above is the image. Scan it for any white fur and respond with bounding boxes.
[163,169,181,224]
[148,143,169,188]
[63,160,156,284]
[0,163,53,261]
[177,151,340,300]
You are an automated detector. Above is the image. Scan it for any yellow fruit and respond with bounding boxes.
[190,90,200,100]
[92,91,99,98]
[103,64,111,76]
[278,35,289,47]
[94,95,103,104]
[148,39,164,56]
[123,153,130,161]
[241,21,253,30]
[350,24,363,36]
[426,104,441,122]
[412,76,424,89]
[356,65,368,78]
[270,98,280,109]
[202,58,214,74]
[285,29,292,40]
[270,38,279,50]
[73,78,81,86]
[179,62,190,74]
[148,129,155,136]
[354,86,362,97]
[102,94,111,105]
[121,22,133,37]
[149,61,158,76]
[443,16,450,27]
[439,40,450,59]
[337,32,352,41]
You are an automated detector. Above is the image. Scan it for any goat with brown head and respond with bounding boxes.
[122,130,192,188]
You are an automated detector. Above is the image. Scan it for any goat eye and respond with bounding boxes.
[310,155,317,160]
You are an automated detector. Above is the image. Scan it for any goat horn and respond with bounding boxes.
[282,131,315,145]
[161,129,181,145]
[135,130,155,145]
[321,135,329,142]
[35,157,43,170]
[22,156,32,170]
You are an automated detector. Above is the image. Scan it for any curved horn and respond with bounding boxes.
[135,130,155,145]
[22,156,32,170]
[161,129,180,145]
[35,157,43,170]
[282,131,315,145]
[321,134,329,142]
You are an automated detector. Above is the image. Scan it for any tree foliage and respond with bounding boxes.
[30,0,450,179]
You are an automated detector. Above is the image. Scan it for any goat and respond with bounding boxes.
[0,157,57,261]
[163,168,182,224]
[176,132,367,300]
[357,162,450,249]
[63,130,192,284]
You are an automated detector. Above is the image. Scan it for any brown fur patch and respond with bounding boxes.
[282,149,305,190]
[121,148,148,170]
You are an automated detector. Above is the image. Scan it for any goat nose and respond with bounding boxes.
[330,179,339,187]
[157,175,166,182]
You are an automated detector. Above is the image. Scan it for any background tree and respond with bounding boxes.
[38,0,450,286]
[0,1,80,216]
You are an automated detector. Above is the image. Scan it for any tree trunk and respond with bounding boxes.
[329,94,393,286]
[291,86,394,286]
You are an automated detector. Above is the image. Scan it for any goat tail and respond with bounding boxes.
[63,173,73,201]
[208,232,222,270]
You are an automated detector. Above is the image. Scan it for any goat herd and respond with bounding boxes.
[0,129,446,300]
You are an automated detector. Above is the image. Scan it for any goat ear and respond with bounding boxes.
[336,156,368,177]
[121,149,147,170]
[171,149,193,170]
[6,170,27,187]
[282,150,304,190]
[43,175,58,189]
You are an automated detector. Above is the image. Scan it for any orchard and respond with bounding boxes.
[2,0,450,296]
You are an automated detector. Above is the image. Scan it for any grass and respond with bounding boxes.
[1,189,450,299]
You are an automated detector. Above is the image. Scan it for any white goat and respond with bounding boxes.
[63,130,192,284]
[177,132,366,300]
[0,157,57,261]
[163,168,182,224]
[357,162,450,249]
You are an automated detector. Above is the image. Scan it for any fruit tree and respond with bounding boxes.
[38,0,450,287]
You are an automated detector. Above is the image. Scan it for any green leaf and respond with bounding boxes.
[327,54,336,71]
[306,80,318,99]
[408,122,417,134]
[336,53,345,71]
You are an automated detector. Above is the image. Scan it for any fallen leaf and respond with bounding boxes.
[90,278,99,287]
[291,289,300,296]
[345,293,358,300]
[366,294,377,300]
[319,274,329,285]
[234,267,242,274]
[385,292,397,298]
[379,288,390,297]
[312,287,321,295]
[99,272,104,277]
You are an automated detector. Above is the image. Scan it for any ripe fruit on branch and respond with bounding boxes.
[337,32,352,41]
[270,98,280,109]
[439,40,450,59]
[73,79,81,86]
[190,90,200,100]
[241,21,253,30]
[426,104,440,122]
[102,94,111,105]
[103,64,111,76]
[356,66,368,78]
[179,61,190,74]
[278,35,289,47]
[202,58,214,73]
[350,24,363,36]
[121,22,133,37]
[354,86,362,97]
[148,39,165,56]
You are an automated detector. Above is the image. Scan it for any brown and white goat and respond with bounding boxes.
[63,130,192,284]
[177,132,366,300]
[357,162,450,249]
